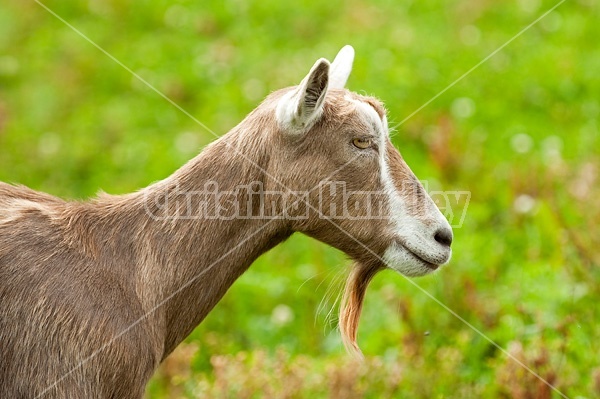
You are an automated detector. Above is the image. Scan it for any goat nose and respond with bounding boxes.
[434,227,453,247]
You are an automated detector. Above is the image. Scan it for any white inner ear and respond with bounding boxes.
[329,45,355,89]
[276,58,330,133]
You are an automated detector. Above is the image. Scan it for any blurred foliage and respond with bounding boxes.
[1,0,599,398]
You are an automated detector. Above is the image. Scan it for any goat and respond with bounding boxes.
[0,46,452,398]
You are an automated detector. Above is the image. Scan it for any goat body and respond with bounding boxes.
[0,46,453,398]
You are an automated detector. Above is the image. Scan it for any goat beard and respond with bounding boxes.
[339,261,383,358]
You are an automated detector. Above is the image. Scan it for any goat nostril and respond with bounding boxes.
[434,228,453,247]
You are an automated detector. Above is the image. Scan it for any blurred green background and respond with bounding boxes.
[1,0,599,397]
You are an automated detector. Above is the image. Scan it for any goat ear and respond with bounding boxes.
[276,58,330,132]
[329,45,354,89]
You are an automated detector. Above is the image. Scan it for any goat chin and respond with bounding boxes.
[339,262,382,359]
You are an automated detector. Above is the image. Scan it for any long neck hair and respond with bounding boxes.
[339,262,382,357]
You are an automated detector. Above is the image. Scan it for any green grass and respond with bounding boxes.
[1,0,599,397]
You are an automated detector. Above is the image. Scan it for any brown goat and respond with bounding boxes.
[0,46,452,398]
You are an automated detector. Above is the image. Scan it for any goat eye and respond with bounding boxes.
[352,138,371,149]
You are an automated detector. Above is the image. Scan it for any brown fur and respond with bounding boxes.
[0,87,419,398]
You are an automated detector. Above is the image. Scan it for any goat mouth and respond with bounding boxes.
[410,251,439,270]
[395,240,440,270]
